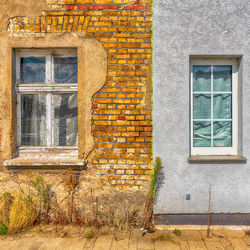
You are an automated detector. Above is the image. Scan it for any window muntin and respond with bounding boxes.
[191,60,238,155]
[16,49,78,148]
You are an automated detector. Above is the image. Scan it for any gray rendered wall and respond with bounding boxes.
[153,0,250,213]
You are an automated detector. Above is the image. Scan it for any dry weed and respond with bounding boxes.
[85,230,94,239]
[8,193,39,233]
[30,176,53,223]
[151,232,175,243]
[0,192,14,225]
[0,172,149,234]
[88,191,144,231]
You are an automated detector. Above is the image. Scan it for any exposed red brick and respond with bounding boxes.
[69,4,78,10]
[127,5,135,10]
[98,5,107,10]
[89,5,98,10]
[63,4,70,10]
[136,5,144,10]
[79,4,88,10]
[145,5,152,10]
[108,5,117,10]
[118,115,126,120]
[92,104,98,109]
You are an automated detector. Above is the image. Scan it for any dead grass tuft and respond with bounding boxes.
[8,193,39,233]
[0,192,14,226]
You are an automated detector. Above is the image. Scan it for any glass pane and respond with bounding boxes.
[21,94,46,146]
[53,93,78,146]
[213,66,232,92]
[213,94,232,119]
[20,57,45,84]
[193,121,211,147]
[54,57,77,83]
[213,121,232,147]
[193,66,211,92]
[193,94,211,119]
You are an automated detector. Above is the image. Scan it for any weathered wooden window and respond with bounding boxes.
[16,49,78,149]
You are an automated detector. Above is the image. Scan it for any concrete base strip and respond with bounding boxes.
[155,225,250,231]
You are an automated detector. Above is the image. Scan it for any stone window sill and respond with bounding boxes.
[3,149,87,170]
[188,155,247,163]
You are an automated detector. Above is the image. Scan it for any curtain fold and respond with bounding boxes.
[21,94,46,146]
[193,65,232,147]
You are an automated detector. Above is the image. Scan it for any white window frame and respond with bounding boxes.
[190,59,238,156]
[16,49,78,151]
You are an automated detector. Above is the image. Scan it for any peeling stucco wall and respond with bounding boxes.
[0,168,149,225]
[153,0,250,213]
[0,0,152,193]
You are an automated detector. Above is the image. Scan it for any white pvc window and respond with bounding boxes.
[16,49,78,149]
[190,59,238,155]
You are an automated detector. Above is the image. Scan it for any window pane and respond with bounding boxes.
[54,57,77,83]
[193,121,211,147]
[53,93,78,146]
[21,94,46,146]
[213,94,232,119]
[193,66,211,92]
[213,121,232,147]
[20,57,45,84]
[193,94,211,119]
[213,66,232,92]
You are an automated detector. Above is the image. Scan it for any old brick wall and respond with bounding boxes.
[6,0,152,190]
